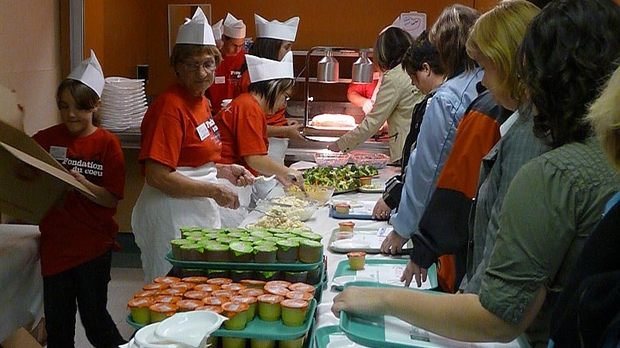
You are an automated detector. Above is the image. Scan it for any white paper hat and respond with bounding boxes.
[255,14,300,41]
[223,13,246,39]
[67,49,105,97]
[175,7,216,46]
[247,51,294,83]
[212,19,223,41]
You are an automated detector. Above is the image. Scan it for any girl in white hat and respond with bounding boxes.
[32,50,127,347]
[215,52,304,195]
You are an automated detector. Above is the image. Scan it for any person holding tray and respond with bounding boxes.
[332,0,620,345]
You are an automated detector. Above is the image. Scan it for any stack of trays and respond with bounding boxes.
[100,77,147,132]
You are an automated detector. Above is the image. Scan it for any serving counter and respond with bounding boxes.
[0,224,43,342]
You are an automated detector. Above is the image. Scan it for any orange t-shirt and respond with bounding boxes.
[33,125,126,276]
[139,83,221,172]
[214,93,268,176]
[234,69,288,127]
[207,50,246,115]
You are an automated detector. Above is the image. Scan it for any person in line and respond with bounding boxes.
[372,30,445,220]
[332,0,620,346]
[215,51,304,188]
[327,26,424,164]
[32,50,127,348]
[457,0,551,295]
[399,0,537,293]
[233,14,305,163]
[380,4,483,254]
[132,8,254,283]
[206,12,247,114]
[548,64,620,348]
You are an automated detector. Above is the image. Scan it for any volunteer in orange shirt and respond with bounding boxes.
[215,51,303,192]
[233,14,304,162]
[206,13,247,115]
[132,8,253,283]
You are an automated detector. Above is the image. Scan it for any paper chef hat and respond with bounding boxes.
[212,19,223,41]
[247,51,294,83]
[175,7,216,46]
[255,14,300,41]
[223,13,246,39]
[67,49,105,97]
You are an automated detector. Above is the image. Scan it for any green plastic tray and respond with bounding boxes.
[127,299,316,341]
[339,311,531,348]
[332,258,438,291]
[315,325,349,348]
[166,249,323,271]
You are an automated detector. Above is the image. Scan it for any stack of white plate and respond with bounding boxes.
[100,77,148,132]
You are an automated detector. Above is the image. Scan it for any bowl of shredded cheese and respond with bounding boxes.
[257,196,320,222]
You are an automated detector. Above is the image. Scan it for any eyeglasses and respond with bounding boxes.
[183,60,217,73]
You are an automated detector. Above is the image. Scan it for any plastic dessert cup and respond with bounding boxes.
[133,290,159,299]
[240,280,266,290]
[153,276,180,284]
[358,176,372,186]
[176,299,204,312]
[183,290,210,301]
[299,239,322,263]
[194,283,220,293]
[204,243,231,262]
[181,276,209,285]
[222,337,246,348]
[170,239,191,259]
[281,299,309,327]
[347,251,366,270]
[338,221,355,232]
[229,241,254,262]
[279,335,305,348]
[154,295,182,304]
[231,295,258,322]
[238,287,265,297]
[230,269,253,282]
[179,243,204,261]
[250,338,276,348]
[334,203,351,214]
[127,297,153,325]
[283,270,308,283]
[289,282,315,294]
[276,240,300,263]
[142,282,169,292]
[159,288,186,297]
[207,277,233,286]
[253,244,278,263]
[285,291,314,301]
[222,302,249,330]
[148,303,178,323]
[257,294,284,321]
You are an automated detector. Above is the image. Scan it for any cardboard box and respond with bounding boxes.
[0,120,98,224]
[1,328,44,348]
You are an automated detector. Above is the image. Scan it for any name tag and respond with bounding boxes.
[214,76,225,84]
[196,123,210,141]
[49,146,67,161]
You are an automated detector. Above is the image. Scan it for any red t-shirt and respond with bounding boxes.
[206,50,246,115]
[347,79,379,99]
[33,125,126,276]
[214,93,268,176]
[139,83,222,172]
[235,69,288,127]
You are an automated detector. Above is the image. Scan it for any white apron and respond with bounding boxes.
[249,137,289,201]
[132,163,220,283]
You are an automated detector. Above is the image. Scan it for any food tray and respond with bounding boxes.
[315,325,361,348]
[165,249,323,271]
[329,201,376,220]
[127,299,317,341]
[329,226,390,254]
[339,311,527,348]
[331,258,437,291]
